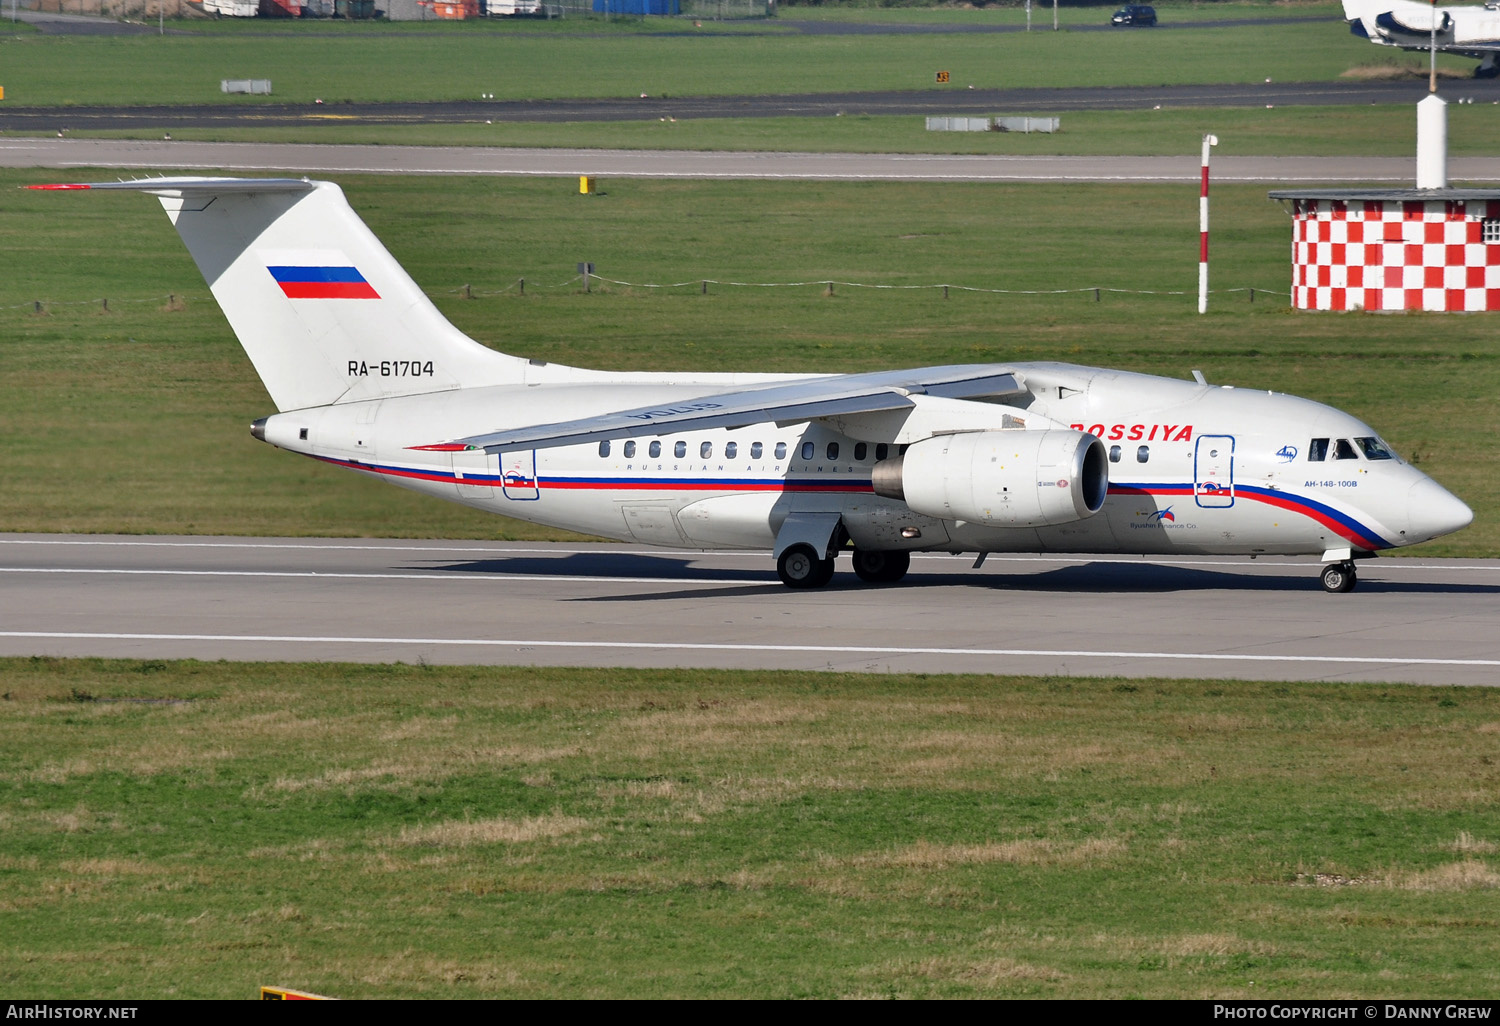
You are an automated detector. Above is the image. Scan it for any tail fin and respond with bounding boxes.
[37,177,528,412]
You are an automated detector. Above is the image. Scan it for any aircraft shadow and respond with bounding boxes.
[413,555,1499,601]
[413,553,769,583]
[967,563,1500,596]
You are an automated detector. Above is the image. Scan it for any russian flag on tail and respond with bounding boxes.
[261,249,380,299]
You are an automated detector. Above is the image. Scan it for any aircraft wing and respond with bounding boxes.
[450,365,1023,453]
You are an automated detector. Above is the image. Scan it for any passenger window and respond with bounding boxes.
[1357,436,1394,460]
[725,441,738,459]
[875,443,889,461]
[598,440,611,458]
[1335,438,1358,460]
[700,441,713,459]
[623,440,636,458]
[801,442,814,461]
[649,440,661,459]
[1109,445,1121,463]
[1136,445,1150,464]
[751,442,763,459]
[1308,438,1328,462]
[854,442,867,461]
[827,442,840,461]
[775,442,787,460]
[674,441,686,458]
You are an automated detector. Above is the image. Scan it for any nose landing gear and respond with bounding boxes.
[1320,560,1357,594]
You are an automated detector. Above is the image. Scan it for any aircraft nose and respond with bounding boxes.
[1405,476,1473,543]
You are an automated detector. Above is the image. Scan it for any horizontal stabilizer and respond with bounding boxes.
[30,177,316,195]
[453,368,1023,452]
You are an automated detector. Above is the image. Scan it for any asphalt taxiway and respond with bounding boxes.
[2,535,1497,685]
[5,78,1495,133]
[8,138,1500,183]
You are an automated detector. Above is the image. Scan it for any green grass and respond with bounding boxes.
[2,170,1493,552]
[3,657,1499,998]
[0,9,1391,106]
[61,102,1500,156]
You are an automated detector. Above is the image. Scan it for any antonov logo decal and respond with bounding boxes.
[1072,423,1194,442]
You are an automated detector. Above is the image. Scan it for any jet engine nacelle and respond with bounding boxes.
[872,429,1109,527]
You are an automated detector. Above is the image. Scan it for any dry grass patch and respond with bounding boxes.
[1450,831,1499,854]
[1340,65,1469,80]
[1157,933,1278,958]
[58,858,165,877]
[390,812,588,849]
[593,773,832,822]
[8,744,234,784]
[900,954,1068,985]
[246,836,348,861]
[1296,859,1500,891]
[258,744,582,796]
[847,837,1126,871]
[353,949,528,992]
[6,758,96,785]
[378,716,458,743]
[3,804,128,834]
[1389,859,1500,892]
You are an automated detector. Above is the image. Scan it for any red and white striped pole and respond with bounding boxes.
[1198,133,1218,315]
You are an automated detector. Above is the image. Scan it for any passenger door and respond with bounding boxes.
[1194,435,1235,508]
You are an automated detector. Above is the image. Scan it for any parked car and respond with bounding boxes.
[1111,4,1156,26]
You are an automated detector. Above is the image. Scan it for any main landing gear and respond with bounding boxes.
[1320,560,1358,594]
[776,546,911,589]
[851,547,910,584]
[777,544,836,589]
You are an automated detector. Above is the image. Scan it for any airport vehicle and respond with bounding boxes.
[1111,4,1157,26]
[36,176,1472,592]
[1343,0,1500,78]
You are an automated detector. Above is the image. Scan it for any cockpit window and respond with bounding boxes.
[1334,438,1358,460]
[1308,438,1329,462]
[1356,436,1395,461]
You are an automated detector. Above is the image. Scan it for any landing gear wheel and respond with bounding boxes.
[1475,63,1499,79]
[1320,561,1357,594]
[778,544,831,589]
[852,548,911,584]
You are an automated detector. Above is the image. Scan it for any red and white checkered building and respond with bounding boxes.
[1268,190,1500,313]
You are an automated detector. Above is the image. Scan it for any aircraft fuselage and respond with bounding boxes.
[256,361,1470,567]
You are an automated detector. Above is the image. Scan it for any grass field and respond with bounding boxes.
[3,170,1493,553]
[0,3,1405,106]
[2,657,1499,998]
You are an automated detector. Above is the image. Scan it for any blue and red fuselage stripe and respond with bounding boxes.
[309,456,1392,550]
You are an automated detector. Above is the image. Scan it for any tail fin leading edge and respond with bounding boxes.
[45,177,527,412]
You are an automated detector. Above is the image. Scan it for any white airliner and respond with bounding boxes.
[36,176,1473,592]
[1343,0,1500,78]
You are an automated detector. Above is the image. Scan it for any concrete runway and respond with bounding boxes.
[3,535,1498,685]
[8,137,1500,183]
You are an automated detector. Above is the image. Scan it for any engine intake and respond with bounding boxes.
[872,429,1108,528]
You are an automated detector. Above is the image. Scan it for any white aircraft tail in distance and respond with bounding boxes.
[1342,0,1500,78]
[34,176,1473,593]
